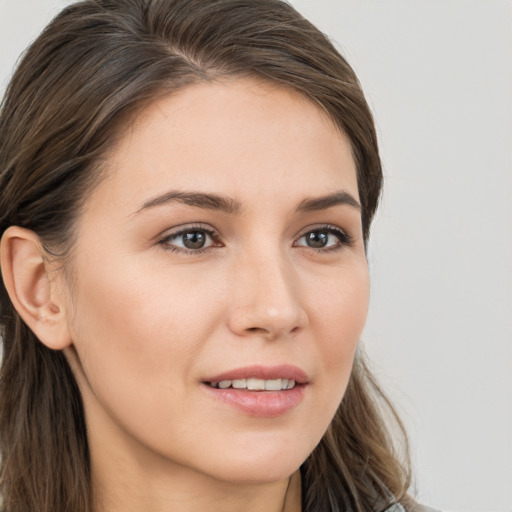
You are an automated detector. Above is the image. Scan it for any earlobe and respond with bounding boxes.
[0,226,72,350]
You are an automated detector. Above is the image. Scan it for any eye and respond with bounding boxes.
[158,226,220,253]
[294,226,351,251]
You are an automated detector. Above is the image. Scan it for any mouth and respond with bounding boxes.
[201,365,308,417]
[202,364,308,389]
[206,378,297,391]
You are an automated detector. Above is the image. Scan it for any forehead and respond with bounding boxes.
[89,78,358,215]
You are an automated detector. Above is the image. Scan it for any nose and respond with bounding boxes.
[226,251,308,341]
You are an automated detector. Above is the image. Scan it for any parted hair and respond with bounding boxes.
[0,1,412,511]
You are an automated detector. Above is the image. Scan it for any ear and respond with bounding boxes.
[0,226,72,350]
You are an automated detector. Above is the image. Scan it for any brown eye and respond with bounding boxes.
[304,230,329,248]
[294,226,351,250]
[160,227,218,253]
[182,231,207,249]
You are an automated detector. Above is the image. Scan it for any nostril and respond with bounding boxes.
[242,324,302,340]
[246,327,269,335]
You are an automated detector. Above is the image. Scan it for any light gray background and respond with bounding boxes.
[1,1,511,511]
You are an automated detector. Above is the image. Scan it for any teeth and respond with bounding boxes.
[265,379,282,391]
[247,378,265,390]
[209,378,296,390]
[232,379,247,389]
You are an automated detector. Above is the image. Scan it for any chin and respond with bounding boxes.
[192,440,311,485]
[208,463,299,486]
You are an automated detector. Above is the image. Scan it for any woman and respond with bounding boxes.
[0,1,435,511]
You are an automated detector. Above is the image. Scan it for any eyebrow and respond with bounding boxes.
[296,191,360,212]
[135,189,360,215]
[137,191,242,215]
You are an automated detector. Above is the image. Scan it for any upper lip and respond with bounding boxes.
[203,364,309,384]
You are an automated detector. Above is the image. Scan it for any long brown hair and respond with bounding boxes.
[0,1,411,510]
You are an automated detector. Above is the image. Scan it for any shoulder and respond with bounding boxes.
[409,505,442,512]
[384,504,442,512]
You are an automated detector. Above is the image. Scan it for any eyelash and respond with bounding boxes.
[157,223,352,255]
[157,224,219,255]
[294,224,352,252]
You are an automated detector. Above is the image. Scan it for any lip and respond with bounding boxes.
[201,364,309,418]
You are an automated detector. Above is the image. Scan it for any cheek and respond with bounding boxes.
[64,260,226,458]
[70,248,217,343]
[65,258,182,395]
[315,257,369,337]
[310,261,370,401]
[64,250,233,422]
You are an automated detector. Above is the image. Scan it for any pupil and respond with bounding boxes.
[183,231,206,249]
[307,231,328,248]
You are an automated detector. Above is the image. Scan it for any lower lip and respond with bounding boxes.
[202,384,306,418]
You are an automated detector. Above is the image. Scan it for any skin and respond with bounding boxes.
[2,78,370,512]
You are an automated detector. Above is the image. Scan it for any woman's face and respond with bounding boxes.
[62,78,370,485]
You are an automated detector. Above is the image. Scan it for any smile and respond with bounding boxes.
[201,365,308,417]
[208,378,296,390]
